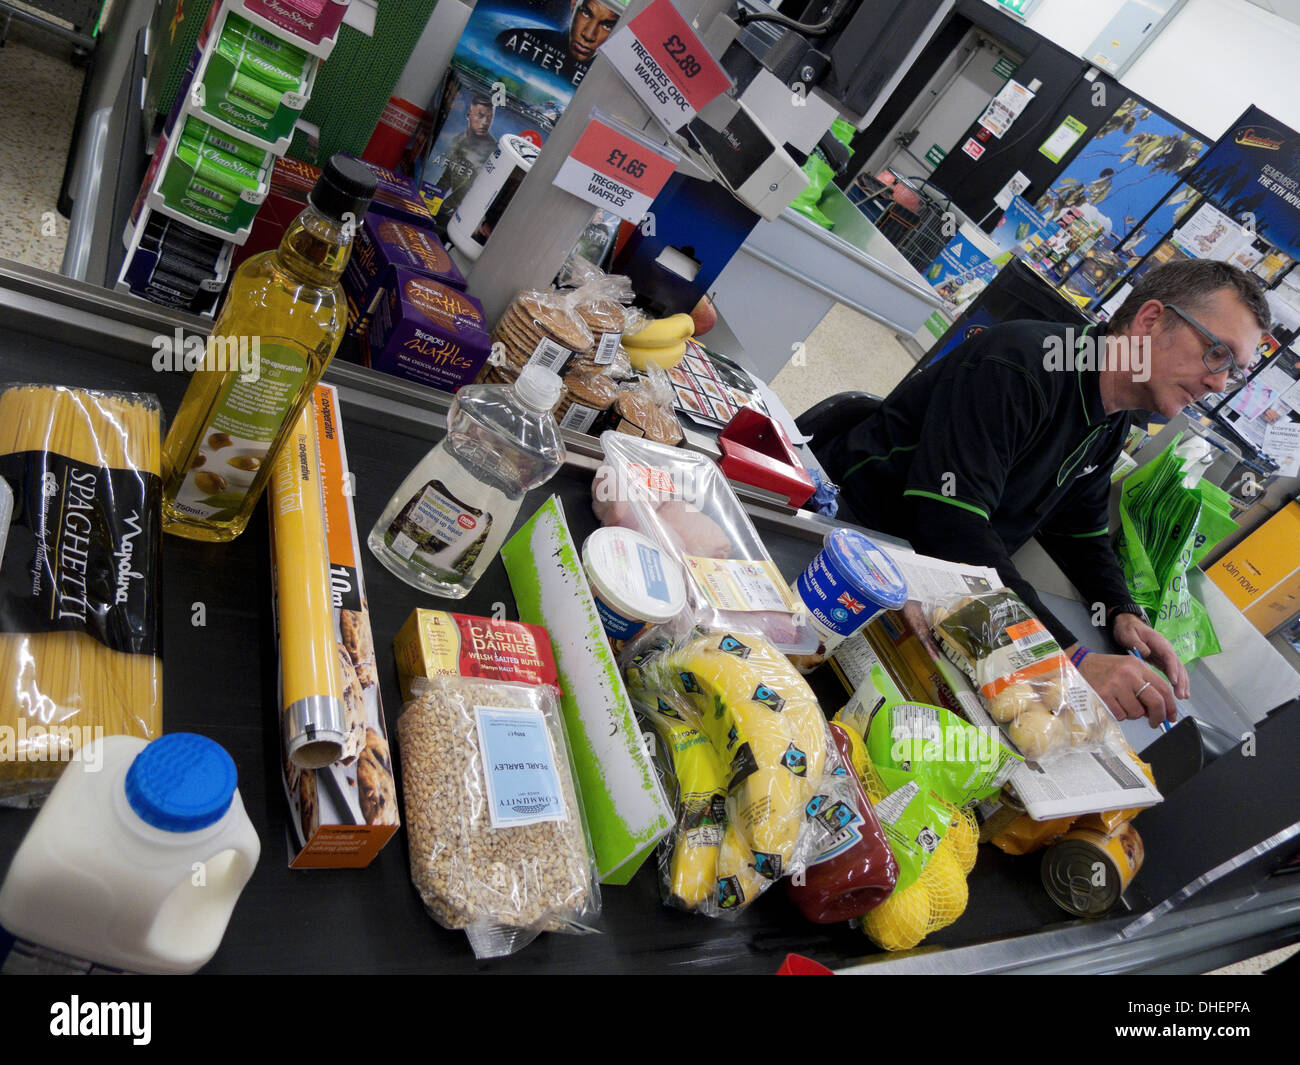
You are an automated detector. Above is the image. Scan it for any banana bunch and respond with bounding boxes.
[623,313,694,371]
[649,714,728,910]
[629,630,834,913]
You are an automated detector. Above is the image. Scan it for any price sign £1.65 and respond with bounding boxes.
[600,0,731,132]
[553,114,679,224]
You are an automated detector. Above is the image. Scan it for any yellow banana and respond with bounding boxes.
[650,715,727,910]
[666,632,830,867]
[831,716,871,784]
[626,339,688,372]
[670,825,722,909]
[715,823,770,912]
[624,313,694,347]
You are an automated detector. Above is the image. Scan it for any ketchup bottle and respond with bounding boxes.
[788,722,898,923]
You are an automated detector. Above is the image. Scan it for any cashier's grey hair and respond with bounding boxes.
[1110,259,1270,332]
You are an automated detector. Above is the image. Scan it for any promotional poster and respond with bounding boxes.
[419,0,627,226]
[421,68,549,226]
[1187,106,1300,260]
[451,0,625,113]
[1036,97,1206,259]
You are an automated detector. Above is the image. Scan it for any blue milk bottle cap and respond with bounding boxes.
[824,529,909,611]
[124,734,238,833]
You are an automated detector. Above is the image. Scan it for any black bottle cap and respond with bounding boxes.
[308,154,378,224]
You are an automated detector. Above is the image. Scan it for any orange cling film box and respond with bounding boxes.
[277,383,401,869]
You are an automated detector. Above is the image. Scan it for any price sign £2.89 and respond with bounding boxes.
[553,115,678,224]
[600,0,731,132]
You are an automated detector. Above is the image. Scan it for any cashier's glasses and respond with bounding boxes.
[1165,304,1250,387]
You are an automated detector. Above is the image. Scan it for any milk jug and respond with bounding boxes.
[0,733,260,974]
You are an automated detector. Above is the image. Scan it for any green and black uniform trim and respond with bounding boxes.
[820,320,1136,647]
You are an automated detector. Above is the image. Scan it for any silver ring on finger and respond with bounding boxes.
[1135,681,1152,697]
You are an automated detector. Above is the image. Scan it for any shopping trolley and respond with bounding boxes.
[848,172,957,274]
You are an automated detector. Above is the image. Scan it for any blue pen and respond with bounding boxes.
[1128,648,1174,731]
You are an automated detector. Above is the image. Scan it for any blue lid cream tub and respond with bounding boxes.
[581,526,687,643]
[791,529,908,671]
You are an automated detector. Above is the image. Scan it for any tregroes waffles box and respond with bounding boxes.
[343,217,466,334]
[360,268,491,391]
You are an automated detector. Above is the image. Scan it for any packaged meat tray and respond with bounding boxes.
[593,432,818,654]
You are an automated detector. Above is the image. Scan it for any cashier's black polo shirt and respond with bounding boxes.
[820,319,1135,646]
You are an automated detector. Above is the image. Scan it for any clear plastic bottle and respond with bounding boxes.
[367,364,566,597]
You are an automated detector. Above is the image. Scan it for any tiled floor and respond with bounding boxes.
[769,302,918,415]
[0,19,85,271]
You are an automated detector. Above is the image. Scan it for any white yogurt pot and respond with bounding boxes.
[581,526,686,642]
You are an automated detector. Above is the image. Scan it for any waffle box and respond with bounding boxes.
[277,383,400,868]
[346,156,437,227]
[360,267,491,391]
[343,216,466,335]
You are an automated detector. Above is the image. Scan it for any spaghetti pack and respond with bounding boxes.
[0,385,163,800]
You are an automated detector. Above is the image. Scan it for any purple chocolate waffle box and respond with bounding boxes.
[361,266,491,392]
[343,216,466,333]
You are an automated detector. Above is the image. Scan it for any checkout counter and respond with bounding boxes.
[1,259,1297,975]
[710,185,943,382]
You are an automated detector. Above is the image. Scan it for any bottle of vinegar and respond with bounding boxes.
[367,364,566,598]
[160,155,377,541]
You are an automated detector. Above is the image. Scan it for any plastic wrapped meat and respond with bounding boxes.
[596,432,819,654]
[592,464,642,531]
[657,500,732,558]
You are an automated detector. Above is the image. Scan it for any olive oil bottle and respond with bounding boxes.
[160,155,376,541]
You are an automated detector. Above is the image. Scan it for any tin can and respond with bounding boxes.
[1041,822,1144,916]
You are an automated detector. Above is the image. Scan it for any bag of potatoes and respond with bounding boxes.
[929,589,1110,763]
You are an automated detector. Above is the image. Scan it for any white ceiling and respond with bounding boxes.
[1245,0,1300,26]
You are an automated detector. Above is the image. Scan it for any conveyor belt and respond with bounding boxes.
[0,261,1296,973]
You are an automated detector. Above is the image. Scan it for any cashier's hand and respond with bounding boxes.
[1068,646,1178,729]
[1111,612,1191,701]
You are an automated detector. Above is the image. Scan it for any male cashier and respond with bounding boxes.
[819,260,1269,727]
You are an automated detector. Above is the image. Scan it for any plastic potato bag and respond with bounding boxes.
[624,625,847,916]
[397,675,600,958]
[930,589,1110,763]
[594,432,818,654]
